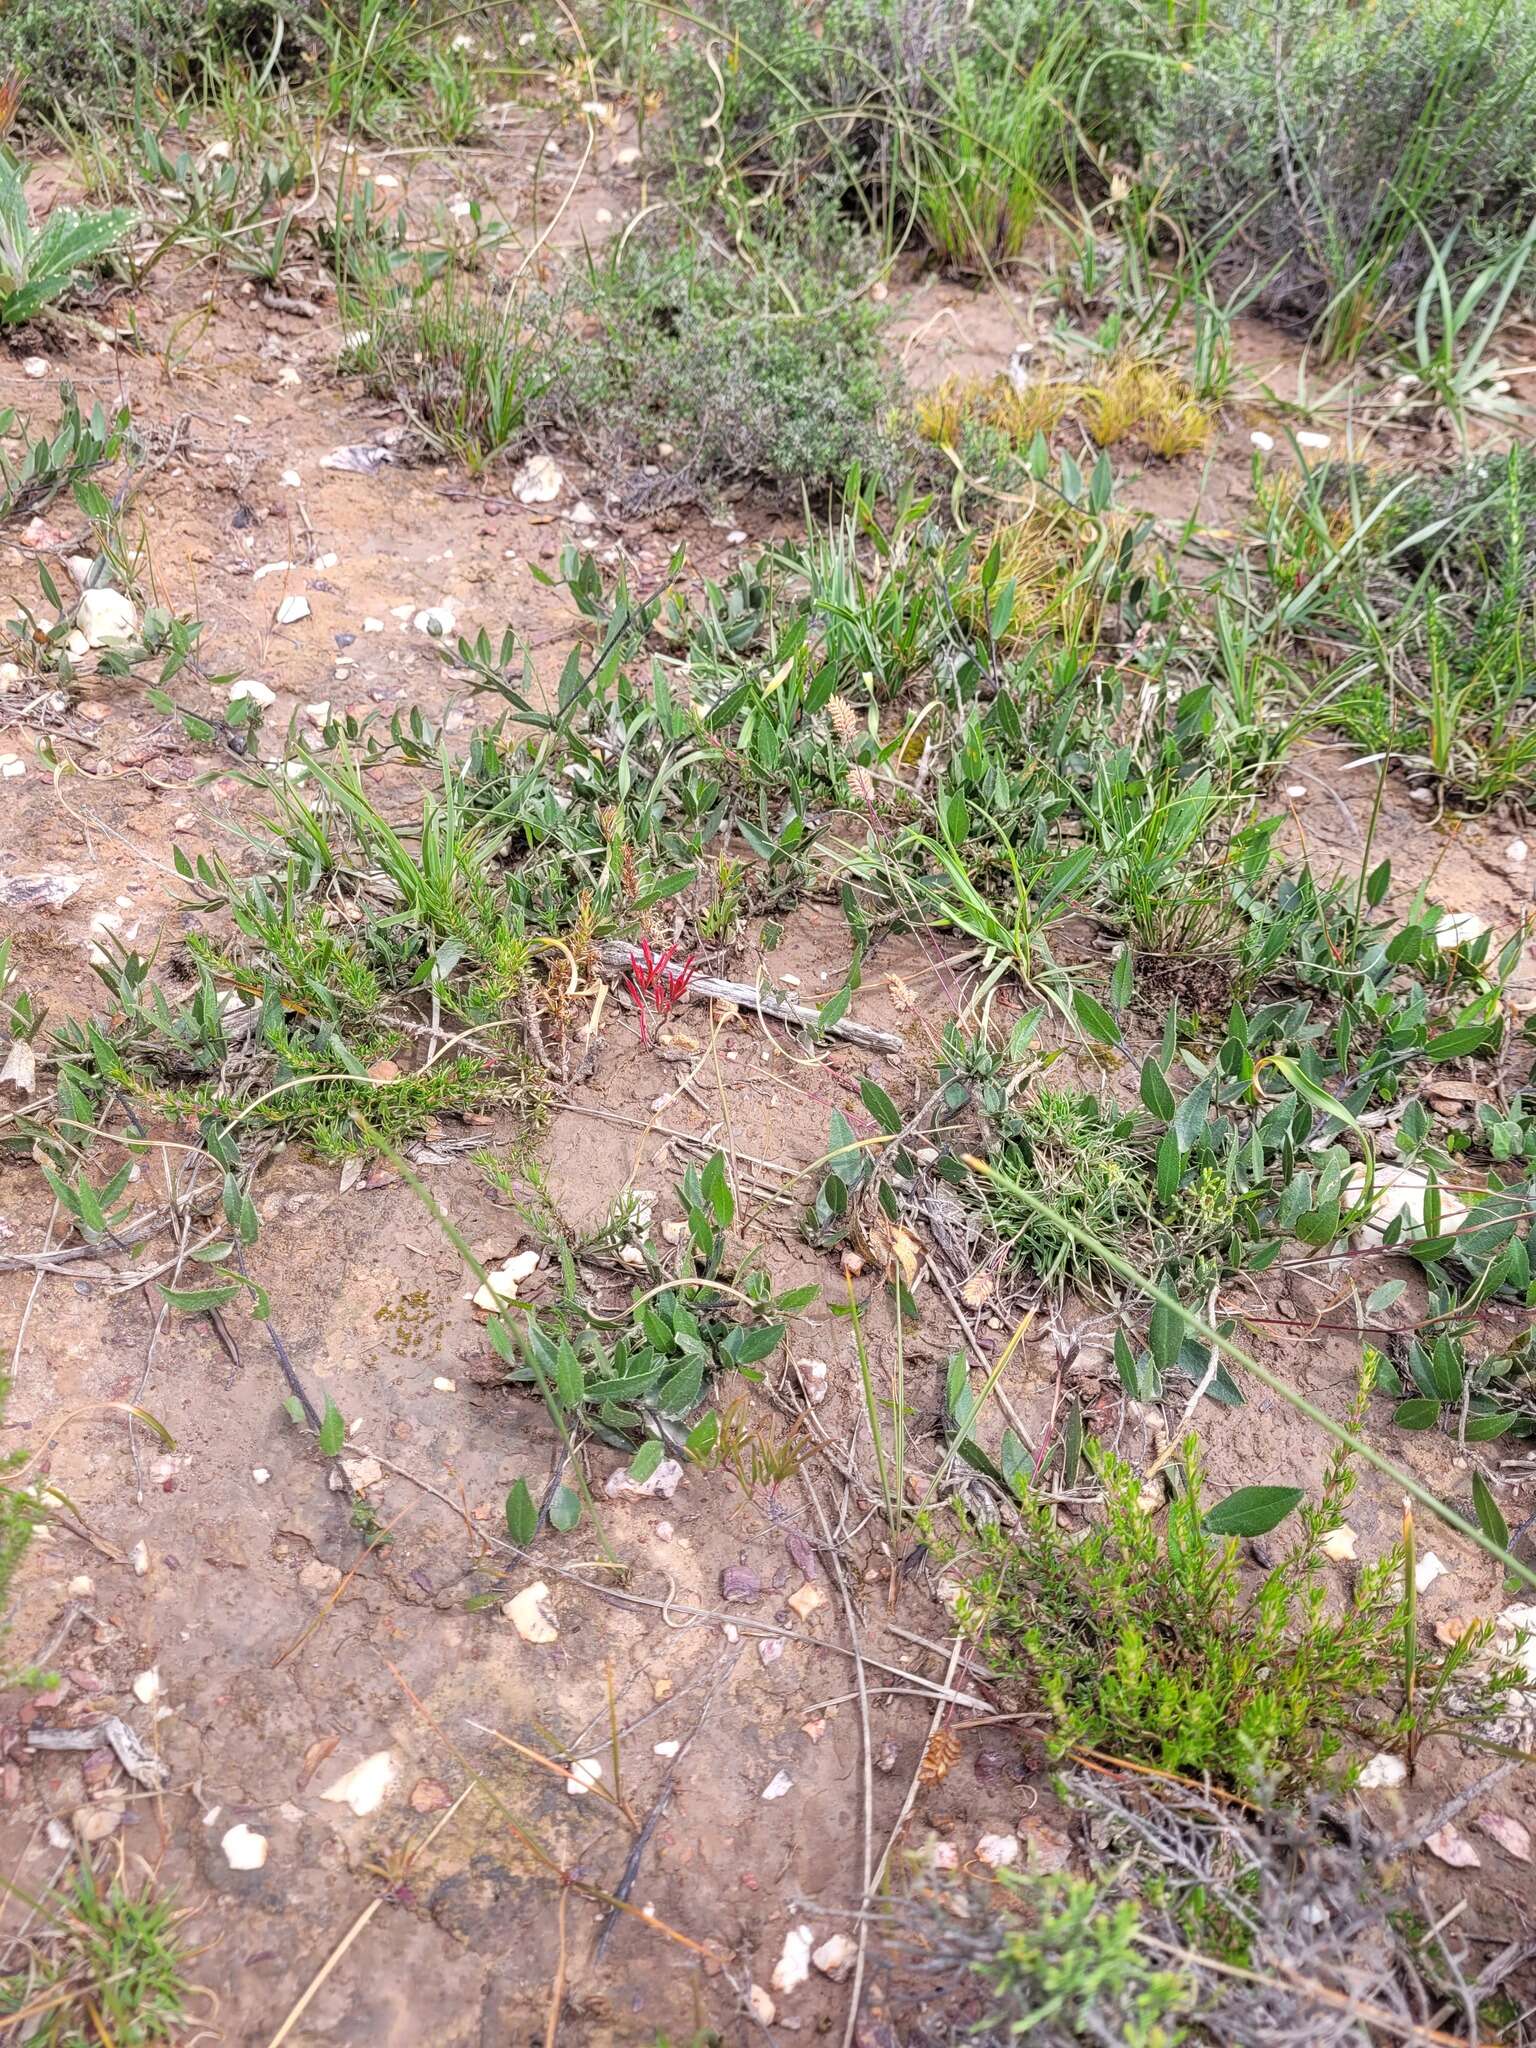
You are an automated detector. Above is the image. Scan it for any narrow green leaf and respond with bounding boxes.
[1203,1484,1304,1538]
[1140,1057,1175,1123]
[318,1397,346,1458]
[1472,1470,1509,1551]
[505,1478,537,1545]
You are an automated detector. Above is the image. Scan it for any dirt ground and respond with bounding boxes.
[2,114,1536,2047]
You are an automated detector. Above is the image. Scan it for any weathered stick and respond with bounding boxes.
[596,941,902,1054]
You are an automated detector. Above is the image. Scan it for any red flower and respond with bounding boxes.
[624,938,697,1045]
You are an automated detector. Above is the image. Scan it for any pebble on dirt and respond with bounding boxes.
[1433,909,1489,948]
[771,1923,814,1994]
[1357,1752,1408,1790]
[132,1669,161,1706]
[1341,1164,1469,1250]
[1476,1811,1532,1862]
[813,1933,857,1983]
[229,679,276,709]
[606,1457,682,1500]
[76,588,138,648]
[786,1584,825,1621]
[761,1769,794,1801]
[274,594,311,625]
[1425,1824,1481,1869]
[504,1581,559,1644]
[566,1756,603,1797]
[512,454,563,505]
[320,1751,397,1817]
[976,1831,1019,1869]
[471,1249,540,1309]
[221,1822,269,1870]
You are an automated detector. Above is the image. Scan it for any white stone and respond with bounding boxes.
[771,1923,814,1995]
[1434,909,1488,949]
[221,1822,269,1869]
[274,594,311,625]
[976,1831,1019,1868]
[472,1250,540,1309]
[22,357,48,379]
[512,454,563,504]
[1415,1551,1448,1594]
[1341,1164,1469,1249]
[413,604,456,636]
[320,1751,396,1816]
[1357,1751,1408,1790]
[504,1581,559,1644]
[76,588,138,648]
[812,1933,857,1982]
[132,1668,161,1705]
[567,1755,603,1796]
[228,679,276,709]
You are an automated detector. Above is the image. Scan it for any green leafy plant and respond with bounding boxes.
[491,1150,816,1480]
[0,150,133,327]
[947,1419,1503,1793]
[0,386,132,521]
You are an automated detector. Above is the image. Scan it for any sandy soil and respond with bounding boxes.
[1,111,1534,2047]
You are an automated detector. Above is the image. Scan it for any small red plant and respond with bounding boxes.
[625,938,696,1045]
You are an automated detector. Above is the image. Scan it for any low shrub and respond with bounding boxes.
[556,230,911,500]
[1151,0,1536,347]
[946,1426,1506,1795]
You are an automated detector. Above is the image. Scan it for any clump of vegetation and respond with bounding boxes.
[1151,0,1536,348]
[558,229,911,501]
[342,258,559,473]
[0,148,134,328]
[1263,443,1536,800]
[889,1771,1492,2046]
[918,355,1211,466]
[947,1428,1505,1795]
[0,1868,195,2045]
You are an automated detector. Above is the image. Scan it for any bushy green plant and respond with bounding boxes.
[0,152,133,328]
[951,1432,1423,1793]
[650,0,975,219]
[1280,445,1536,800]
[0,0,285,116]
[342,256,558,472]
[906,46,1072,268]
[1151,0,1536,347]
[0,1868,192,2045]
[970,1873,1197,2046]
[557,229,910,498]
